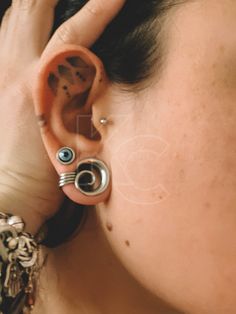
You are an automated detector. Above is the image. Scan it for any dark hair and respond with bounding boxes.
[53,0,182,87]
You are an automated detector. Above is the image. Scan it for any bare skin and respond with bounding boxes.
[1,1,236,314]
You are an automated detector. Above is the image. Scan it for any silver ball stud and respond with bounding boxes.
[99,117,109,126]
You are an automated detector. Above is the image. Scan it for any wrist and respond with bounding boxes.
[0,169,49,235]
[0,211,42,312]
[0,165,64,236]
[0,190,45,236]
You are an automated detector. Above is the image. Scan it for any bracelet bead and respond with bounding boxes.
[0,212,41,314]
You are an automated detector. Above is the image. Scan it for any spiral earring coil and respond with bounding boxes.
[59,171,76,188]
[75,158,110,196]
[58,158,110,197]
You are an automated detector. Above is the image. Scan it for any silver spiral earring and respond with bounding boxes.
[75,158,110,196]
[59,158,110,197]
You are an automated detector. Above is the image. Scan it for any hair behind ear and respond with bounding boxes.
[53,0,181,90]
[40,197,88,248]
[0,0,11,22]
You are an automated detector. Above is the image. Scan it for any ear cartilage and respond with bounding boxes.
[48,73,59,96]
[56,147,76,165]
[76,71,86,82]
[37,114,47,128]
[58,65,75,84]
[66,56,89,68]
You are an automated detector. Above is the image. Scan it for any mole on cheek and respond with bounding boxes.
[106,222,113,232]
[125,240,130,247]
[205,202,211,209]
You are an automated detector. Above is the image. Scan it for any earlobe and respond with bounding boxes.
[33,45,111,205]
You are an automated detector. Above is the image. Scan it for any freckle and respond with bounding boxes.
[106,222,113,232]
[219,45,225,53]
[205,202,211,208]
[212,62,217,69]
[179,169,185,177]
[125,240,130,247]
[212,79,216,85]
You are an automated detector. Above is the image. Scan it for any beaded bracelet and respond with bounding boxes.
[0,212,43,314]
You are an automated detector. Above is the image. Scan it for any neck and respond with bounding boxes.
[33,206,181,314]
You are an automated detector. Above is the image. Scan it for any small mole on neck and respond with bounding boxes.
[125,240,130,247]
[106,222,113,232]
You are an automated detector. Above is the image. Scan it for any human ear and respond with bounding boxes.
[33,45,111,205]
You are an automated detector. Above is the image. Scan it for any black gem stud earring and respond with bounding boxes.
[56,147,76,165]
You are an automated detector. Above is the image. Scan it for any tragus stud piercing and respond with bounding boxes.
[99,117,109,126]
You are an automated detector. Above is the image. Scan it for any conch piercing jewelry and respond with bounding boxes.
[59,158,110,197]
[56,147,76,165]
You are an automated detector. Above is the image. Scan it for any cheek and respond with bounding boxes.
[98,92,236,314]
